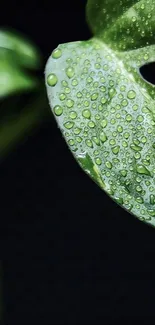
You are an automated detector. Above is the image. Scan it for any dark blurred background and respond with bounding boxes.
[1,1,155,324]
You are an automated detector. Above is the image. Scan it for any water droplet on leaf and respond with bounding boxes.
[82,109,91,119]
[136,165,151,176]
[66,67,75,78]
[52,48,62,59]
[47,73,58,87]
[64,121,74,129]
[54,105,63,116]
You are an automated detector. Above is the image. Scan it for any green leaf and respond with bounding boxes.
[0,29,41,98]
[45,0,155,227]
[0,48,35,97]
[0,86,48,160]
[86,0,155,51]
[0,28,41,68]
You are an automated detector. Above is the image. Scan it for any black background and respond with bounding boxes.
[1,1,155,324]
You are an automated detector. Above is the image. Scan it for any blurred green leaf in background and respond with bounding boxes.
[0,46,35,97]
[0,28,41,97]
[0,28,48,160]
[0,27,48,324]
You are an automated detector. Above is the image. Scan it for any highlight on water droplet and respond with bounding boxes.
[66,99,74,108]
[88,121,95,128]
[68,139,75,146]
[69,111,77,119]
[72,79,78,86]
[100,132,107,143]
[132,16,136,22]
[105,161,112,169]
[95,157,102,165]
[59,93,66,101]
[136,164,151,176]
[144,53,149,61]
[76,136,82,143]
[52,48,62,59]
[114,196,123,204]
[82,109,91,119]
[117,125,123,133]
[92,136,100,145]
[64,121,74,129]
[112,146,120,155]
[127,90,136,99]
[150,195,155,205]
[91,93,98,101]
[53,105,63,116]
[101,119,107,128]
[85,139,93,148]
[120,169,127,177]
[73,127,80,135]
[66,67,75,78]
[47,73,58,87]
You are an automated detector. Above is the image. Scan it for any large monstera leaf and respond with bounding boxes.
[45,0,155,227]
